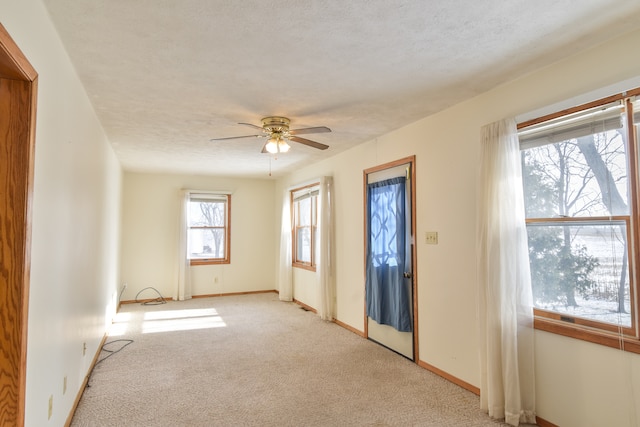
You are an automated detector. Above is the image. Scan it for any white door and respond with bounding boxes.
[365,160,415,360]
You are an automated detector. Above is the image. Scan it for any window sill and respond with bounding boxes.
[534,316,640,355]
[292,263,316,272]
[190,259,230,266]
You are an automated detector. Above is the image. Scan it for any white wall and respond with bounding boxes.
[276,29,640,427]
[120,172,276,301]
[0,1,124,426]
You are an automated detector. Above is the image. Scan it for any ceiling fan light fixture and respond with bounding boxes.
[265,136,290,153]
[279,140,291,153]
[265,137,278,153]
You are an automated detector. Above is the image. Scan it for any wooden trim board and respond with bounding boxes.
[0,23,38,427]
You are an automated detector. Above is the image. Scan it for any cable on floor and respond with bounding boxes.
[86,339,134,387]
[135,286,167,305]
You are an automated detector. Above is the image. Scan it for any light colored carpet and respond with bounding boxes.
[71,292,512,427]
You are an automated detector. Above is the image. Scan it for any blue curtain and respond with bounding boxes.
[365,177,412,332]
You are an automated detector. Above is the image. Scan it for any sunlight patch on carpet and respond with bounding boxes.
[109,312,133,336]
[144,308,219,320]
[141,308,226,333]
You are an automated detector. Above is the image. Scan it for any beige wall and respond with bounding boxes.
[276,29,640,427]
[0,1,124,425]
[4,1,640,425]
[120,172,276,300]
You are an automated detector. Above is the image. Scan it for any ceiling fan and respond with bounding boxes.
[211,116,330,153]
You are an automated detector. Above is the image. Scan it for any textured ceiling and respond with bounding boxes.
[42,0,640,178]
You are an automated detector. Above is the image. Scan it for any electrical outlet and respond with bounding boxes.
[48,395,53,420]
[63,376,67,394]
[425,231,438,245]
[83,342,87,356]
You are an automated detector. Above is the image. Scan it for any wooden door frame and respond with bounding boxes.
[363,155,418,362]
[0,23,38,427]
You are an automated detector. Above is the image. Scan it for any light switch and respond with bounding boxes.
[425,231,438,244]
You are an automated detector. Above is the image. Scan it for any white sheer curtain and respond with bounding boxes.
[175,189,192,301]
[317,176,335,321]
[477,118,536,426]
[278,189,293,301]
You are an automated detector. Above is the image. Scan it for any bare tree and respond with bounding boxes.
[524,122,629,314]
[577,133,628,313]
[197,202,224,258]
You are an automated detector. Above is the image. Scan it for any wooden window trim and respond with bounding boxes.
[293,262,316,272]
[189,195,231,266]
[291,183,318,271]
[519,88,640,353]
[535,316,640,355]
[517,87,640,130]
[190,257,229,266]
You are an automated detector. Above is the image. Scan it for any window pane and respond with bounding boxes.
[189,201,225,227]
[188,228,225,259]
[521,128,629,218]
[527,221,631,326]
[369,185,401,267]
[297,198,311,226]
[296,226,311,263]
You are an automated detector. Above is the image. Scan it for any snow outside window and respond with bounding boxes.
[519,99,636,335]
[188,194,230,265]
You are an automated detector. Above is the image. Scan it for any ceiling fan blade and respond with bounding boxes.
[290,136,329,150]
[210,134,263,141]
[289,126,331,136]
[238,122,265,131]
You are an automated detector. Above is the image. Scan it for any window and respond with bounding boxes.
[291,184,319,270]
[519,91,640,351]
[187,194,230,265]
